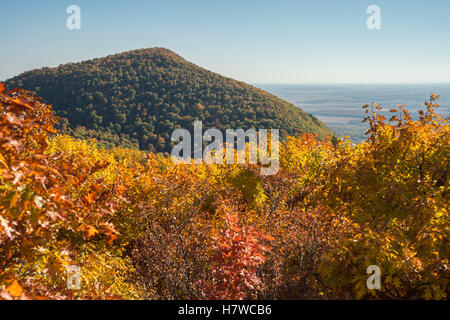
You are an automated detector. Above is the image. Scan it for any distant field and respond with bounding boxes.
[256,84,450,142]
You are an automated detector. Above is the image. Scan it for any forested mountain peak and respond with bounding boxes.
[6,47,333,151]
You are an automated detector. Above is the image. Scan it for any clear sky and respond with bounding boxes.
[1,0,449,83]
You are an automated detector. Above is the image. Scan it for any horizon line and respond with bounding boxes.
[253,82,450,85]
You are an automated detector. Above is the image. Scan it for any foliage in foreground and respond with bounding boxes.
[5,48,332,152]
[0,85,448,299]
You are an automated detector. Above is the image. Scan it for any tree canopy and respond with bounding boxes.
[5,48,332,152]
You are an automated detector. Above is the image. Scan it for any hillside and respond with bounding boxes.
[5,47,333,152]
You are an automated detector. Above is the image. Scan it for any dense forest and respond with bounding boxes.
[1,85,448,299]
[5,48,332,152]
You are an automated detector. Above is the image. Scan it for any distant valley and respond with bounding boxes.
[257,84,450,142]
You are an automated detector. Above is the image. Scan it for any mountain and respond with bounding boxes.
[5,48,333,152]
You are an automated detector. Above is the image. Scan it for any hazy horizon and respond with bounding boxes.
[257,83,450,141]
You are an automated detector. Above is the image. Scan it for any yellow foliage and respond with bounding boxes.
[1,87,448,300]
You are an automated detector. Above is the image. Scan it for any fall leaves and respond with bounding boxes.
[0,87,132,299]
[0,86,448,300]
[319,94,449,299]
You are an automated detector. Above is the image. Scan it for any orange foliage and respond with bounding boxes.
[201,201,270,300]
[0,84,448,300]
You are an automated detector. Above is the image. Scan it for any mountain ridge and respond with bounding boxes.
[6,47,333,152]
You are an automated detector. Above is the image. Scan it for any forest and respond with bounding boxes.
[5,48,332,152]
[0,83,448,300]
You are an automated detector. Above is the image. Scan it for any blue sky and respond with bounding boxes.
[1,0,449,83]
